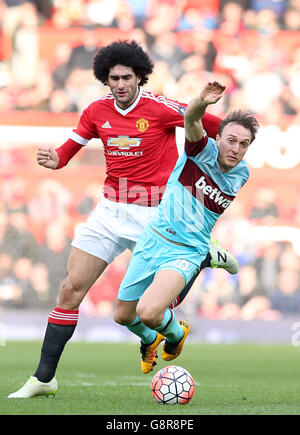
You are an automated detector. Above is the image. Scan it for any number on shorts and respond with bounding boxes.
[174,259,189,271]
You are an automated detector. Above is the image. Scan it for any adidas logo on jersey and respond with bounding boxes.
[101,121,111,128]
[195,176,232,209]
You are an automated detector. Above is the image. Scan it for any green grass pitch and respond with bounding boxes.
[1,341,300,415]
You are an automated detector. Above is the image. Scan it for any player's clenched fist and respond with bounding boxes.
[37,147,59,169]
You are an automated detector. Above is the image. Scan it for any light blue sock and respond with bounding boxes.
[153,309,184,343]
[126,316,157,345]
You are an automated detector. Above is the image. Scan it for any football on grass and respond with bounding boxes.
[151,365,195,405]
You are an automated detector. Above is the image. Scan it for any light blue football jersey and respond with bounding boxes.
[150,136,249,254]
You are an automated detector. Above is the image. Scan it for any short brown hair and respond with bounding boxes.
[218,110,259,143]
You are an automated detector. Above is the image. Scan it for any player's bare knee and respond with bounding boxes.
[114,300,137,325]
[136,304,161,329]
[113,306,134,326]
[113,309,127,325]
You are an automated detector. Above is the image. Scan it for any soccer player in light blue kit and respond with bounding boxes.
[114,81,259,374]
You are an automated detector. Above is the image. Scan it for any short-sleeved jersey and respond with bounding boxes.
[150,136,249,253]
[70,88,221,206]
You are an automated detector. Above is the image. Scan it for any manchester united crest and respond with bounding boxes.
[136,118,149,132]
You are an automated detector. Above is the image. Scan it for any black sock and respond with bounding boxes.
[172,253,212,308]
[200,253,212,270]
[34,307,78,383]
[34,323,75,382]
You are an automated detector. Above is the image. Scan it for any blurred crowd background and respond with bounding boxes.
[0,0,300,321]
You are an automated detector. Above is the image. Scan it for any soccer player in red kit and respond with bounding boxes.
[9,40,238,398]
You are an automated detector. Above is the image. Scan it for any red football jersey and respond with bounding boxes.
[70,88,221,206]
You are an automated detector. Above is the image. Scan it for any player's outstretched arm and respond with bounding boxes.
[184,81,225,142]
[37,140,83,170]
[37,147,59,169]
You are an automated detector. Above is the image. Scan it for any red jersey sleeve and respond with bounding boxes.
[202,112,221,140]
[157,96,221,139]
[70,107,98,145]
[55,139,83,169]
[54,106,98,169]
[151,96,186,128]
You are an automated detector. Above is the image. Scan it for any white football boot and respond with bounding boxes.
[209,239,239,274]
[8,376,57,398]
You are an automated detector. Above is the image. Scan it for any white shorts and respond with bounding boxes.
[71,196,158,264]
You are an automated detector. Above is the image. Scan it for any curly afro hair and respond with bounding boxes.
[93,40,154,86]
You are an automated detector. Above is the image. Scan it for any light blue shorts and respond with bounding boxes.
[118,226,205,302]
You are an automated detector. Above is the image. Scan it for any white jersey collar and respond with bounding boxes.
[113,87,143,115]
